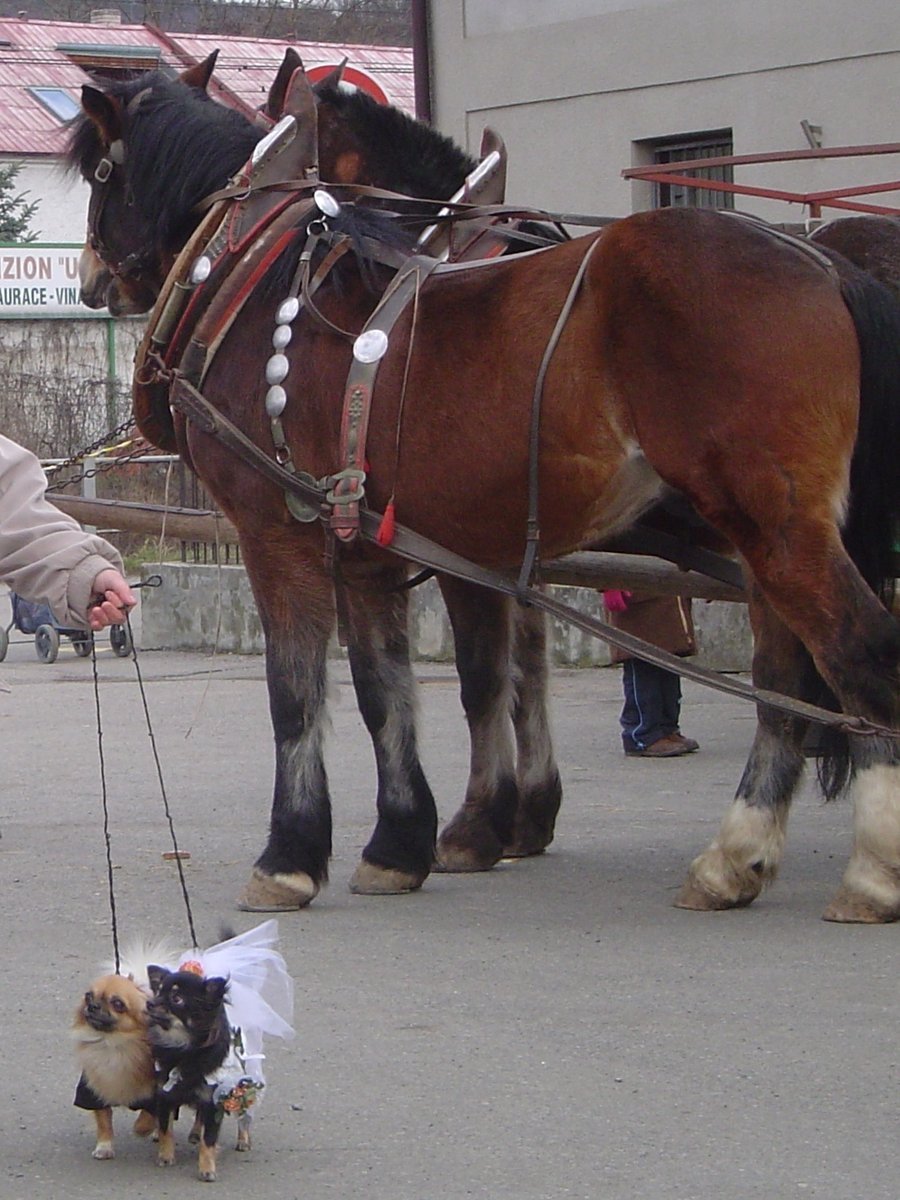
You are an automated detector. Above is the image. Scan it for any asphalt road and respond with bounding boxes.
[1,590,897,1200]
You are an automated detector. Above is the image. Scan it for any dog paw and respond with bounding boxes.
[157,1154,176,1168]
[132,1110,156,1139]
[92,1144,115,1160]
[198,1169,218,1182]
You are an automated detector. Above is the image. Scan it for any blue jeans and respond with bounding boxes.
[620,658,682,751]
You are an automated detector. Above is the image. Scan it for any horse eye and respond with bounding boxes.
[110,997,126,1013]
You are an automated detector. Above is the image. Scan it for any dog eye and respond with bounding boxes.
[84,992,93,1005]
[110,997,126,1013]
[170,993,184,1008]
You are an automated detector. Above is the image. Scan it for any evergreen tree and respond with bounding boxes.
[0,163,40,243]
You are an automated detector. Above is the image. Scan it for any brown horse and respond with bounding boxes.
[69,58,900,922]
[811,214,900,299]
[72,55,562,912]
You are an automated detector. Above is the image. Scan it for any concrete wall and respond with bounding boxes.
[427,0,900,221]
[138,562,753,670]
[1,313,143,381]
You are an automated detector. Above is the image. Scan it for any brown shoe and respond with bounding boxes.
[671,732,699,753]
[625,734,692,758]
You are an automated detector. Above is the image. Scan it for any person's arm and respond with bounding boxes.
[0,435,134,629]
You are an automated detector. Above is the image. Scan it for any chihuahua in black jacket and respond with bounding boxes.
[146,965,230,1182]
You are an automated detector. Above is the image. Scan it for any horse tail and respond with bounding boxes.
[815,258,900,798]
[836,260,900,602]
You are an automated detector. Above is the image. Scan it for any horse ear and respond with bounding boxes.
[312,58,348,95]
[80,84,123,145]
[180,50,219,91]
[264,47,304,119]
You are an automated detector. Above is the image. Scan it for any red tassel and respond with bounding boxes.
[376,499,396,546]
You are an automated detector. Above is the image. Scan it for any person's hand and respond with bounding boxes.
[603,589,631,613]
[88,568,137,631]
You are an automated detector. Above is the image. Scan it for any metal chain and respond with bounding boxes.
[44,417,147,492]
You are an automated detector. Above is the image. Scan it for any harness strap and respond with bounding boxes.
[519,236,605,593]
[330,254,444,543]
[166,370,898,741]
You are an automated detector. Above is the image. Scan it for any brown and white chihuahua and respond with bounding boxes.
[71,972,156,1159]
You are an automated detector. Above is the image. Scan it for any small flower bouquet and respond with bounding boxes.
[218,1076,264,1117]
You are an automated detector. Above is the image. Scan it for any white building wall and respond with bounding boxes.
[428,0,900,221]
[10,157,89,244]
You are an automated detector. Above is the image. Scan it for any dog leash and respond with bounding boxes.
[89,575,199,974]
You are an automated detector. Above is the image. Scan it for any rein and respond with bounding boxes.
[166,370,899,742]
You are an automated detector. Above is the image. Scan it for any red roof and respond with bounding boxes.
[0,16,414,157]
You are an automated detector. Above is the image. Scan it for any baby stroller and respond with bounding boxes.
[0,593,132,663]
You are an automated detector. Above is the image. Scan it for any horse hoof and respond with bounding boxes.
[236,868,319,911]
[436,813,503,872]
[673,877,735,911]
[434,844,501,872]
[822,886,900,924]
[673,871,759,911]
[674,843,765,911]
[500,846,546,860]
[502,831,551,859]
[349,861,426,894]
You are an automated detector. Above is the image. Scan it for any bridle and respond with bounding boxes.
[85,90,164,287]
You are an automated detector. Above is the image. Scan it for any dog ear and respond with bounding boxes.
[147,965,168,994]
[204,976,228,1004]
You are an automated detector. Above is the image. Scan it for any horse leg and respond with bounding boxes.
[237,541,335,912]
[676,593,818,911]
[682,532,900,921]
[505,601,563,856]
[339,558,438,895]
[435,578,520,871]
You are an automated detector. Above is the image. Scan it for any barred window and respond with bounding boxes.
[650,131,734,210]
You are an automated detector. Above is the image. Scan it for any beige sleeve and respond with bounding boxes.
[0,434,124,629]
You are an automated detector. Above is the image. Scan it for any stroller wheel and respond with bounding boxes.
[110,624,133,657]
[72,634,93,658]
[35,624,60,664]
[0,624,8,662]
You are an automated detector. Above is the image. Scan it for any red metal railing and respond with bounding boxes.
[623,142,900,218]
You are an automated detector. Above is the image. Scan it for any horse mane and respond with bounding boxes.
[317,85,477,200]
[66,70,261,247]
[263,201,420,305]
